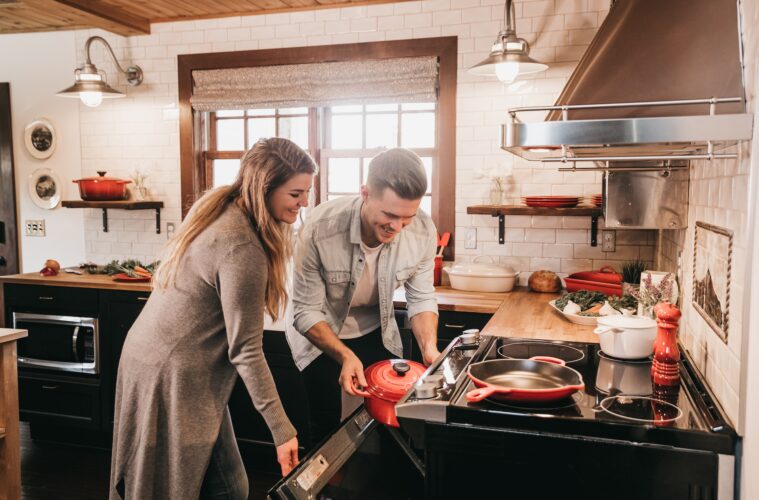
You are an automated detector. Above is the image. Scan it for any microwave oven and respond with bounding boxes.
[12,312,99,375]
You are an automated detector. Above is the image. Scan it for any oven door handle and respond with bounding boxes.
[72,326,80,362]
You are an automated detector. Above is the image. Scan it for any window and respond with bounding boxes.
[206,102,436,215]
[180,37,457,258]
[206,107,313,188]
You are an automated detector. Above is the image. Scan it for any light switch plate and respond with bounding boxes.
[24,219,46,237]
[464,227,477,249]
[601,230,616,252]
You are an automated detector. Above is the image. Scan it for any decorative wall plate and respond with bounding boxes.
[24,118,56,159]
[28,167,63,209]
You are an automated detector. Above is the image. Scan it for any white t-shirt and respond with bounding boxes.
[338,240,383,339]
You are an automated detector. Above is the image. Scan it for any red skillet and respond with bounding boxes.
[466,356,585,403]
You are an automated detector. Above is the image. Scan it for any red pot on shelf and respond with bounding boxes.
[355,359,426,427]
[73,171,131,201]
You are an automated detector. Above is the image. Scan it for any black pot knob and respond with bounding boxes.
[97,171,107,177]
[393,362,410,376]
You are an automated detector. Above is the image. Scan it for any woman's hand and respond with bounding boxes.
[276,436,299,476]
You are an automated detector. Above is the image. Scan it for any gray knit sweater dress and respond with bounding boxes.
[109,205,296,499]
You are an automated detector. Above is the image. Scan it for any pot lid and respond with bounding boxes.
[364,359,426,402]
[597,315,656,329]
[74,171,131,183]
[448,257,517,278]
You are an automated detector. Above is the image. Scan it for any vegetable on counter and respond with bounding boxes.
[554,289,637,317]
[83,259,159,278]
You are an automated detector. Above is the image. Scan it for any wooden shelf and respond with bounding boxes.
[62,200,164,234]
[466,205,604,246]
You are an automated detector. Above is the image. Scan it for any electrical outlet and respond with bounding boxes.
[601,230,616,252]
[166,222,176,239]
[24,219,46,237]
[464,227,477,249]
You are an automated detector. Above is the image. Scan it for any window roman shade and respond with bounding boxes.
[190,56,438,111]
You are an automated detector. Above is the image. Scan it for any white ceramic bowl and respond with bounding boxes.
[444,256,519,293]
[548,300,598,326]
[593,315,657,359]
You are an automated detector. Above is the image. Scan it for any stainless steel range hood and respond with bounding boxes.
[502,0,754,162]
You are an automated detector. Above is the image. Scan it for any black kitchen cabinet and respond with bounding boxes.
[18,372,101,429]
[98,289,150,425]
[403,309,491,362]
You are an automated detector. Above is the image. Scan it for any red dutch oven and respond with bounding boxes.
[356,359,426,427]
[73,171,132,201]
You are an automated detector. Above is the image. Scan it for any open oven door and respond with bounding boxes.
[267,406,424,499]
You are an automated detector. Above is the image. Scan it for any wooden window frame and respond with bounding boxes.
[178,36,457,259]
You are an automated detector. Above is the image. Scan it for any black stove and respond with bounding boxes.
[396,334,738,499]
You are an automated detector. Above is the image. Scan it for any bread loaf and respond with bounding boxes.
[528,270,562,293]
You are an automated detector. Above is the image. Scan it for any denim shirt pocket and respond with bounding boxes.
[324,270,352,301]
[394,266,416,289]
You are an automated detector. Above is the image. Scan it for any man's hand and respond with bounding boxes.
[421,345,441,366]
[276,436,299,476]
[339,351,368,395]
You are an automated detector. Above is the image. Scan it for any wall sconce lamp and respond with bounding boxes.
[468,0,548,83]
[57,36,143,107]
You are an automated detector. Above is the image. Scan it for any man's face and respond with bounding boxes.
[360,186,421,245]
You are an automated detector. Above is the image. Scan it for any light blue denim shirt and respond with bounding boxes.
[285,195,438,371]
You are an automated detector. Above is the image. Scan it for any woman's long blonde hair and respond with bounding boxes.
[153,137,317,320]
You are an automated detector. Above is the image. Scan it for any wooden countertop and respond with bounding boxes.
[395,286,598,344]
[2,274,596,344]
[0,329,27,344]
[0,272,152,292]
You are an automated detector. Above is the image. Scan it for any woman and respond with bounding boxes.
[110,138,317,499]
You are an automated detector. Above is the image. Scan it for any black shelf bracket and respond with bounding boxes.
[496,214,505,244]
[591,214,599,247]
[100,208,162,234]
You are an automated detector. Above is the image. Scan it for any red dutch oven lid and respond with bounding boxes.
[567,265,621,284]
[364,359,426,403]
[73,171,131,184]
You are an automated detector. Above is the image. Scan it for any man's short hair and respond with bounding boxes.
[366,148,427,200]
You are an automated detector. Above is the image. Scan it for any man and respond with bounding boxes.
[287,148,439,445]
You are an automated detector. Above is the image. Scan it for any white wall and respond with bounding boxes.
[71,0,659,278]
[0,32,86,272]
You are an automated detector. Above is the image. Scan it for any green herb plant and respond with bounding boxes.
[621,259,646,284]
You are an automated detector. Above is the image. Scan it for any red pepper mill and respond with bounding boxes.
[651,301,682,386]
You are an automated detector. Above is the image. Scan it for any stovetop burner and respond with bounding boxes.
[598,395,683,424]
[497,341,585,364]
[485,391,584,412]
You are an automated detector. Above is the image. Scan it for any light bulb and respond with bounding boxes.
[495,62,520,83]
[80,91,103,107]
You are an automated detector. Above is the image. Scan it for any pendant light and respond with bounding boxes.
[57,36,143,107]
[468,0,548,83]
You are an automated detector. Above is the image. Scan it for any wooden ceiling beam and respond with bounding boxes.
[48,0,150,35]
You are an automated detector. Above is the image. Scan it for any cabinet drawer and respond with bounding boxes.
[6,284,98,314]
[19,375,101,428]
[438,311,491,343]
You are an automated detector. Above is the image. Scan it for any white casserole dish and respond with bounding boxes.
[593,315,657,359]
[443,256,519,293]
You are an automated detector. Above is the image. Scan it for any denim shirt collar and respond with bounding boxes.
[349,197,363,245]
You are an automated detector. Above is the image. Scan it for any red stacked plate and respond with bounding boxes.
[522,195,580,208]
[590,194,603,207]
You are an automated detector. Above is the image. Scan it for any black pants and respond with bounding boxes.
[302,328,395,449]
